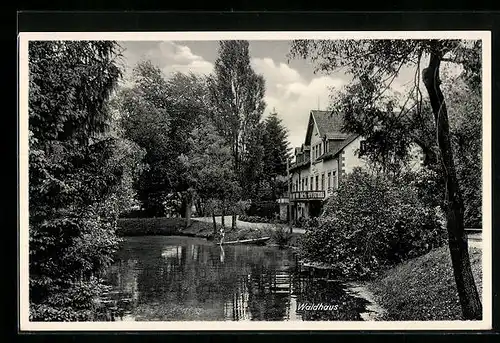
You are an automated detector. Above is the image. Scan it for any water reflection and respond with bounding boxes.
[101,236,369,321]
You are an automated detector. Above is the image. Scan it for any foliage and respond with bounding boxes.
[299,168,446,279]
[245,201,280,219]
[271,225,293,249]
[29,41,141,321]
[261,111,292,199]
[445,77,482,227]
[208,40,267,200]
[180,116,241,216]
[116,61,211,217]
[29,277,110,321]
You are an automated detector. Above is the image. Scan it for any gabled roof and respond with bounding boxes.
[305,110,347,145]
[312,110,346,137]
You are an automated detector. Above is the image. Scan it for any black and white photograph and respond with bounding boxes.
[18,31,491,330]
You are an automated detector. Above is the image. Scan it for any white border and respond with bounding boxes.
[18,30,492,331]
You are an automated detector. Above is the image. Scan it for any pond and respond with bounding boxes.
[101,236,375,321]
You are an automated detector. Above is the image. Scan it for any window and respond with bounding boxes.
[305,177,308,189]
[360,140,368,157]
[332,171,337,189]
[315,175,319,190]
[310,177,314,190]
[321,173,325,191]
[301,178,305,191]
[327,171,331,189]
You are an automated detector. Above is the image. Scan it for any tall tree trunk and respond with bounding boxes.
[180,198,187,218]
[184,191,193,228]
[195,197,204,217]
[422,45,482,320]
[231,214,237,230]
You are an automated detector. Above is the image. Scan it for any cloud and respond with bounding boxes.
[253,57,346,148]
[121,41,214,80]
[251,57,303,86]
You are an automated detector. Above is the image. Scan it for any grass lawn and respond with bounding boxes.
[366,245,483,321]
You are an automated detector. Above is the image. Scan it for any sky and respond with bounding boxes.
[118,40,461,149]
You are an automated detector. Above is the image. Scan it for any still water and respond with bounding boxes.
[102,236,372,321]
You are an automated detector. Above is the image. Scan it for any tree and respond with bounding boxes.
[262,110,292,200]
[289,39,482,319]
[208,40,267,226]
[28,41,143,320]
[117,61,210,220]
[179,116,240,232]
[115,61,172,216]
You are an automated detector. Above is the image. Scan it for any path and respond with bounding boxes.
[194,215,306,234]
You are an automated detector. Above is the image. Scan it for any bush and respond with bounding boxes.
[271,225,293,249]
[299,168,447,280]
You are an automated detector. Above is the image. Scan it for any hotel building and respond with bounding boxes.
[287,110,422,222]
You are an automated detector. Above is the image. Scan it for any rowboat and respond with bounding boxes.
[219,236,271,246]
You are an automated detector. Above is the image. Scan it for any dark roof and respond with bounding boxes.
[296,110,359,163]
[311,110,346,137]
[320,133,360,161]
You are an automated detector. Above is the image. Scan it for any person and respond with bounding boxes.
[219,226,225,245]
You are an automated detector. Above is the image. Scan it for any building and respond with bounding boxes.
[287,110,422,222]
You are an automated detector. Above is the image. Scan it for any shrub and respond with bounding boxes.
[299,168,447,280]
[271,225,293,249]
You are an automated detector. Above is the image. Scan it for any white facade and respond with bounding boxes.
[288,110,424,221]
